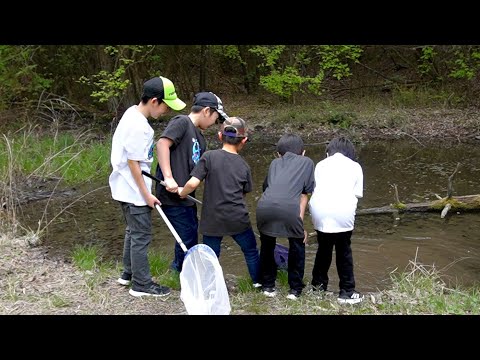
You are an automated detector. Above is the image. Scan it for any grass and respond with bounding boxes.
[68,244,480,314]
[0,129,110,185]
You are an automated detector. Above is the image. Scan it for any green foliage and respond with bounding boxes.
[80,67,130,104]
[250,45,286,67]
[259,67,308,98]
[213,45,245,64]
[418,46,437,77]
[78,45,154,112]
[0,46,52,109]
[251,45,362,100]
[449,48,480,80]
[317,45,363,80]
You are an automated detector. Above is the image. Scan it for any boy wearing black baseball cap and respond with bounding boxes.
[156,91,228,272]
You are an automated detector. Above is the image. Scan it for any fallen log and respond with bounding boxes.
[357,195,480,215]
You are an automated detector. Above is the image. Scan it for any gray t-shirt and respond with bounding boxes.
[155,115,206,206]
[191,149,253,236]
[256,152,315,238]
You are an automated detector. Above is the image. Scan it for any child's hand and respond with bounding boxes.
[177,187,186,199]
[164,177,179,193]
[303,230,308,244]
[146,194,161,209]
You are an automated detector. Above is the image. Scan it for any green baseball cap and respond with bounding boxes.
[143,76,186,111]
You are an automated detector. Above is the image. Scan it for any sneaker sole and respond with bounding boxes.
[129,289,171,297]
[286,294,299,300]
[337,297,364,304]
[117,278,131,286]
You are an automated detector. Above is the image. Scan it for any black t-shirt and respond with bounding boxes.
[256,152,315,238]
[191,149,253,236]
[155,115,206,206]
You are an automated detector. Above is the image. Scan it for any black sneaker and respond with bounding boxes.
[129,282,171,297]
[286,289,301,300]
[337,289,364,304]
[117,272,132,286]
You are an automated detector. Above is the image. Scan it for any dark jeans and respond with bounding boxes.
[120,202,153,287]
[312,230,355,293]
[203,227,260,283]
[161,205,198,272]
[259,233,305,292]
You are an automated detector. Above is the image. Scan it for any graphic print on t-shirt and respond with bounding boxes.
[192,138,200,164]
[148,142,154,160]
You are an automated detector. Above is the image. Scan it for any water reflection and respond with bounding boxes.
[18,139,480,292]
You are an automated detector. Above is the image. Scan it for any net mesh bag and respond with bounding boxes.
[180,244,231,315]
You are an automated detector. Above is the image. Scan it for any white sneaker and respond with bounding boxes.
[253,283,262,289]
[337,290,364,304]
[286,290,301,300]
[117,272,131,286]
[262,287,276,297]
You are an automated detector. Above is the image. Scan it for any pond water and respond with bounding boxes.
[18,139,480,293]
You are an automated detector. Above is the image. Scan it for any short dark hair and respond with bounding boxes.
[221,133,244,145]
[326,136,356,160]
[276,133,304,156]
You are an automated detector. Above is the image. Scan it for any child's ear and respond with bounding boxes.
[218,132,222,141]
[242,137,248,145]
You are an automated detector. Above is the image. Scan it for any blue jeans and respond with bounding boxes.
[161,205,198,272]
[203,227,260,283]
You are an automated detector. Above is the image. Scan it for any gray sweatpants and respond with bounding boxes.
[120,202,153,287]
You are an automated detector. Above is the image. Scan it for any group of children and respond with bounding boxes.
[109,75,365,305]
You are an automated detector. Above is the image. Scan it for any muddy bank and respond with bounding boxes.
[198,107,480,145]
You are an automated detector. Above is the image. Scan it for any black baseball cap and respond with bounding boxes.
[193,92,228,123]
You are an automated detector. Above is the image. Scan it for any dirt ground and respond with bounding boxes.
[0,235,188,315]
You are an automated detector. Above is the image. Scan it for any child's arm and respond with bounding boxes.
[156,137,178,192]
[178,176,201,198]
[300,193,309,243]
[128,159,160,208]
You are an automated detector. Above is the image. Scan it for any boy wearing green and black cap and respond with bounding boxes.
[110,76,185,297]
[178,117,260,285]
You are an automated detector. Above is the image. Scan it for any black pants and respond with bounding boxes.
[259,233,305,293]
[312,230,355,293]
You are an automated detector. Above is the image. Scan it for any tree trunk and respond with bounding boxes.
[357,195,480,215]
